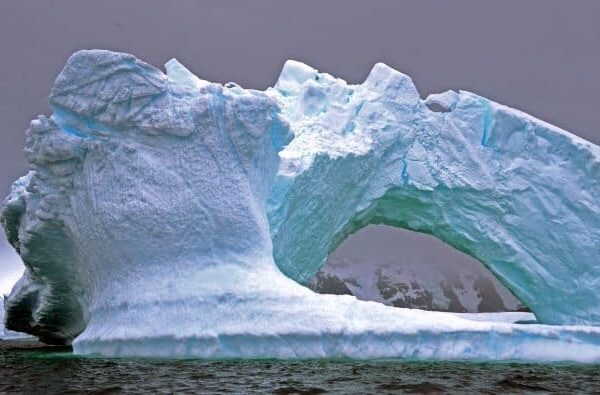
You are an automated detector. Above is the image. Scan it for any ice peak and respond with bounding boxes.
[274,59,319,96]
[164,58,210,90]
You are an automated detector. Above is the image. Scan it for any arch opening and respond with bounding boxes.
[309,225,529,314]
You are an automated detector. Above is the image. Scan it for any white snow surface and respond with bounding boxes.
[2,50,600,362]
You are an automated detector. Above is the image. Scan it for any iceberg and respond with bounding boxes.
[2,50,600,362]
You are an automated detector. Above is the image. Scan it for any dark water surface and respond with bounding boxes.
[2,340,600,394]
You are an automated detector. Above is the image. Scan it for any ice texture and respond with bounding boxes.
[2,50,600,362]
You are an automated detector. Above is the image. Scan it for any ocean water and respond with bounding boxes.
[2,341,600,394]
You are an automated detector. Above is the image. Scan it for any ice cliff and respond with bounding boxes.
[2,50,600,362]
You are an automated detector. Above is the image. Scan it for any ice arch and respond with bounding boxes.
[267,61,600,326]
[3,50,600,361]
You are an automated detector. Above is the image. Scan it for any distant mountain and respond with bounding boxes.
[308,257,524,313]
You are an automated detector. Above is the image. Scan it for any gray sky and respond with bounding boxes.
[1,0,599,294]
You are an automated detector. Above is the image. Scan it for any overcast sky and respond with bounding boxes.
[1,1,599,294]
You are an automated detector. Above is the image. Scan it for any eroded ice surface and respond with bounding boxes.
[2,50,600,362]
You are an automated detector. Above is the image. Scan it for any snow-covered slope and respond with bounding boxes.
[2,50,600,362]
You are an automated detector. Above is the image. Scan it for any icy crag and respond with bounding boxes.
[2,50,600,362]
